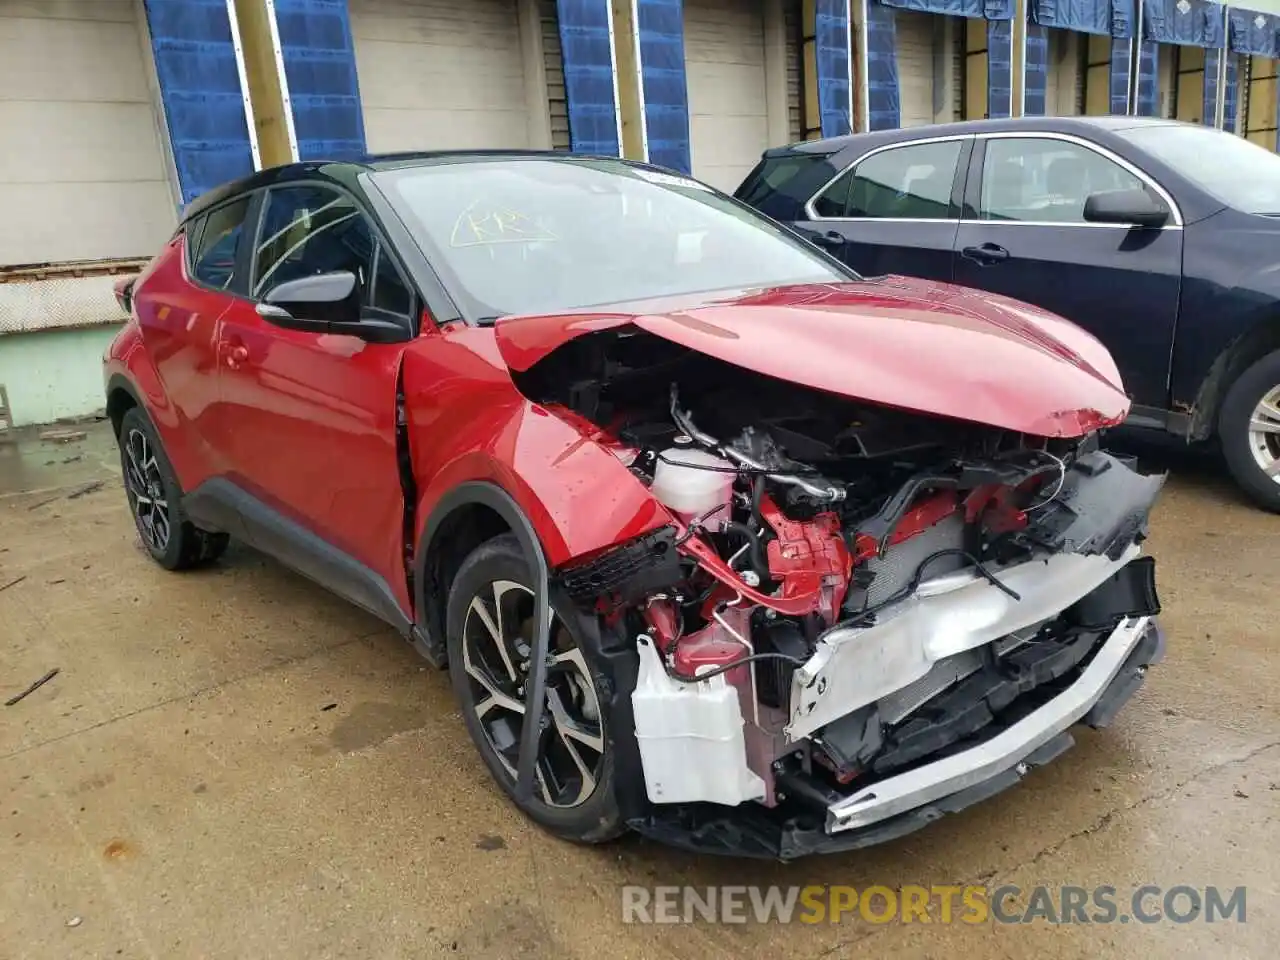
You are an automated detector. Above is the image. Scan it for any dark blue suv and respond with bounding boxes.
[736,116,1280,512]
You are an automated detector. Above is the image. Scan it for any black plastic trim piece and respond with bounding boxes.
[414,481,552,804]
[628,731,1077,861]
[1084,621,1166,729]
[183,478,413,635]
[104,373,142,415]
[627,620,1163,860]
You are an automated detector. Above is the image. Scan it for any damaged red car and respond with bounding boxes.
[104,152,1166,860]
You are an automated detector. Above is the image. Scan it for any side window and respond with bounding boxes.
[812,170,854,217]
[253,185,375,299]
[189,196,252,290]
[979,138,1148,223]
[811,141,963,219]
[251,185,413,319]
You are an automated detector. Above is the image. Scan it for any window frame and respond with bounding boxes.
[802,134,973,222]
[964,131,1184,228]
[183,191,260,298]
[245,179,419,335]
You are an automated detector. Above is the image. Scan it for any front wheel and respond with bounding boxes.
[1218,349,1280,513]
[445,534,624,844]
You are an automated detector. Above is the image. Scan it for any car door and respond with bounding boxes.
[136,194,255,487]
[952,134,1183,409]
[212,181,420,613]
[797,137,971,281]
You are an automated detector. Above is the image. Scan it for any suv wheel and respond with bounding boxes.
[445,534,624,844]
[118,407,230,569]
[1218,349,1280,513]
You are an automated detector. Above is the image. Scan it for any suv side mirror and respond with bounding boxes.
[1083,188,1170,228]
[256,270,405,343]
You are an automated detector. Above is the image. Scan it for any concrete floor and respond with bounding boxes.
[0,422,1276,959]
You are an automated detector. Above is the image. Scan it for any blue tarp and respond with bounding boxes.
[556,0,621,155]
[1229,7,1280,57]
[142,0,255,204]
[1142,0,1226,48]
[876,0,1014,23]
[1030,0,1132,37]
[273,0,366,162]
[815,0,852,137]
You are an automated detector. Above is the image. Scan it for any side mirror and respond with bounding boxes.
[256,270,405,343]
[1083,188,1170,228]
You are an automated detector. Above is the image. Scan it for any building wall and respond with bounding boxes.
[0,0,255,428]
[8,0,1280,428]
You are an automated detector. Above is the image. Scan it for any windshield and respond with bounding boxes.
[373,158,850,320]
[1115,124,1280,215]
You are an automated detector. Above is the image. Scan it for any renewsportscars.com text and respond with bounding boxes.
[621,884,1247,925]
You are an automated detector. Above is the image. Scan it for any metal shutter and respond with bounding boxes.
[785,0,801,141]
[0,1,174,266]
[540,0,570,150]
[953,19,964,121]
[1045,30,1061,112]
[350,0,531,151]
[1157,44,1176,118]
[1073,32,1087,114]
[685,0,770,192]
[896,11,936,127]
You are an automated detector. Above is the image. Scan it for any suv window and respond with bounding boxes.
[980,137,1147,223]
[251,184,412,317]
[811,140,963,219]
[737,154,829,207]
[190,196,252,290]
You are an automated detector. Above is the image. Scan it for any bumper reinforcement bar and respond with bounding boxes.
[826,615,1153,834]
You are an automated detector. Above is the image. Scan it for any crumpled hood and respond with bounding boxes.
[494,276,1131,437]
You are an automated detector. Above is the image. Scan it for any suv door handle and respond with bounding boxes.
[810,230,846,249]
[961,242,1010,265]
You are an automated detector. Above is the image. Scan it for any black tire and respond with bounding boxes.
[117,407,230,570]
[446,534,624,844]
[1218,349,1280,513]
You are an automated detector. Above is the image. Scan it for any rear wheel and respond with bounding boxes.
[1218,350,1280,513]
[118,407,229,569]
[445,534,623,843]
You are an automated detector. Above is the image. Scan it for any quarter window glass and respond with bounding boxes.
[980,138,1146,223]
[190,197,251,290]
[253,186,376,300]
[812,141,962,219]
[812,170,854,217]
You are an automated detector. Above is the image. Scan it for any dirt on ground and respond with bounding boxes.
[0,421,1276,959]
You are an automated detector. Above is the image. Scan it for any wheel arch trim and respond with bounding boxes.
[414,480,553,805]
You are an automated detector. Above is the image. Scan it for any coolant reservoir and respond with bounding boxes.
[651,447,735,529]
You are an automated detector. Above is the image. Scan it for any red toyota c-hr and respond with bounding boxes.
[105,152,1166,860]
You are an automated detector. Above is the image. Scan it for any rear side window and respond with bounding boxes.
[188,197,252,290]
[812,140,964,220]
[736,153,839,221]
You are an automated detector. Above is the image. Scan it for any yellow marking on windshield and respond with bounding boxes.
[449,201,558,247]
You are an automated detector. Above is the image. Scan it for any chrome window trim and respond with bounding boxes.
[802,134,973,222]
[971,130,1184,228]
[801,129,1184,229]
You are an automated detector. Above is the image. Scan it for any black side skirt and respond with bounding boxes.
[183,478,414,637]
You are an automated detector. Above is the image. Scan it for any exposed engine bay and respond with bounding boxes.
[518,328,1167,858]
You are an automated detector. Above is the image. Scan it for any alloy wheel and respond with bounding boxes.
[1247,385,1280,485]
[460,579,606,808]
[123,428,171,552]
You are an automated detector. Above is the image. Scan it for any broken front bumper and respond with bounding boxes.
[825,614,1157,833]
[627,617,1165,861]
